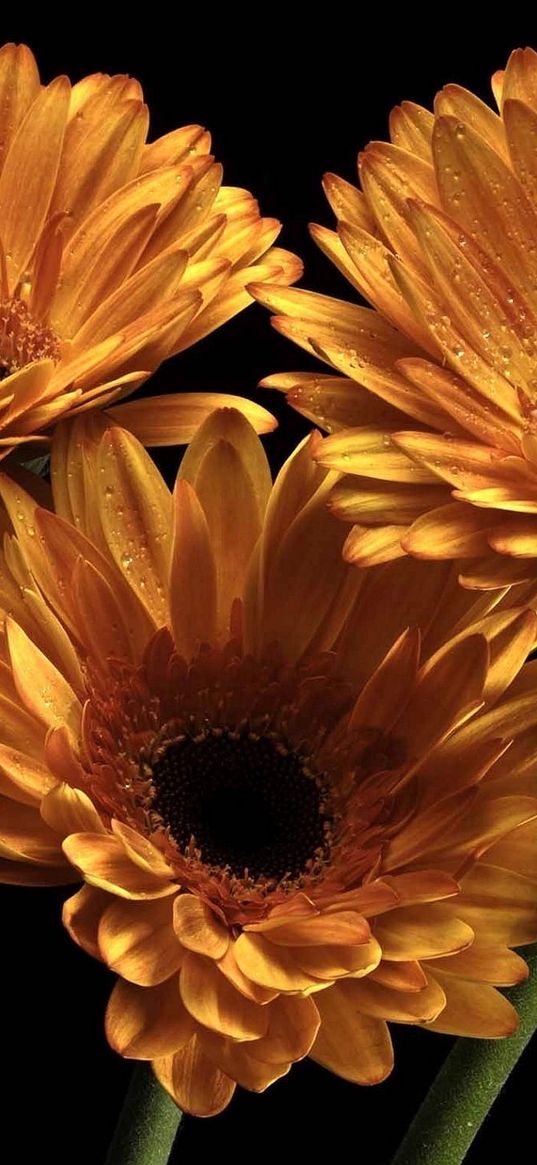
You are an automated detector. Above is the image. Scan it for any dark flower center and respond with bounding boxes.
[150,728,333,882]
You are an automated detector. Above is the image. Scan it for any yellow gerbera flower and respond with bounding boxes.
[254,47,537,590]
[0,42,300,458]
[1,410,537,1116]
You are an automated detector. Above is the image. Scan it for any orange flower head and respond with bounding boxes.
[0,42,301,458]
[253,47,537,590]
[1,409,537,1115]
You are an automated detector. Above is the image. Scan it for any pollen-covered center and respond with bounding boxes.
[0,297,61,379]
[150,728,333,882]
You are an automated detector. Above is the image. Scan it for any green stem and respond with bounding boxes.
[105,1063,183,1165]
[391,943,537,1165]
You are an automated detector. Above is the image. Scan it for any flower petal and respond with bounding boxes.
[106,976,194,1058]
[98,896,184,985]
[173,894,229,959]
[234,932,324,993]
[62,884,108,959]
[5,617,82,740]
[108,393,277,444]
[0,76,70,286]
[311,982,394,1084]
[424,971,519,1036]
[62,833,176,899]
[179,951,268,1040]
[154,1035,236,1116]
[375,904,474,960]
[169,478,217,656]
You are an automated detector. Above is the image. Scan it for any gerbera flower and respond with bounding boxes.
[0,42,299,458]
[253,47,537,589]
[1,410,537,1116]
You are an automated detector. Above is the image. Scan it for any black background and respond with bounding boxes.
[1,15,536,1163]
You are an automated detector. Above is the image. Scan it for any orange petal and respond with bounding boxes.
[291,937,382,981]
[6,617,82,740]
[393,633,489,759]
[106,976,194,1058]
[169,479,217,657]
[0,743,56,805]
[403,503,493,559]
[311,982,394,1083]
[108,392,277,444]
[234,932,323,993]
[96,426,172,626]
[111,820,175,880]
[343,523,408,567]
[435,942,529,987]
[173,894,229,959]
[375,904,474,960]
[424,971,519,1036]
[40,783,106,837]
[178,410,269,641]
[456,862,537,945]
[346,973,446,1023]
[252,994,320,1064]
[62,832,176,899]
[349,628,420,733]
[0,43,40,171]
[62,883,109,959]
[389,101,434,160]
[247,911,371,948]
[317,427,437,483]
[98,896,184,985]
[371,960,428,992]
[154,1035,236,1116]
[0,76,71,287]
[196,1030,290,1092]
[179,951,268,1040]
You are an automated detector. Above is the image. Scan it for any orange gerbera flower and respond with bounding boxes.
[254,48,537,590]
[1,410,537,1115]
[0,42,300,458]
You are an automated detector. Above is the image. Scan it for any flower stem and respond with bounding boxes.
[391,943,537,1165]
[105,1063,183,1165]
